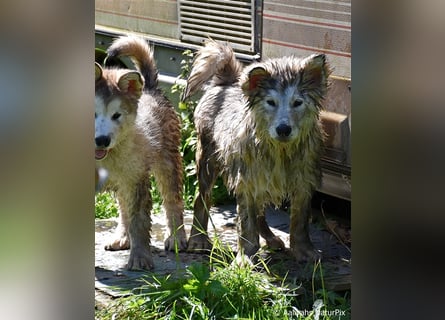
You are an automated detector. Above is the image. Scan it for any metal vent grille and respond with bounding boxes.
[179,0,256,54]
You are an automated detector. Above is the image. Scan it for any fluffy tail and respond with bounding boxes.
[107,35,158,91]
[182,39,243,101]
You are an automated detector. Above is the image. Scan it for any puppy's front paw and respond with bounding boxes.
[164,229,187,251]
[126,248,154,270]
[187,234,212,252]
[104,236,130,251]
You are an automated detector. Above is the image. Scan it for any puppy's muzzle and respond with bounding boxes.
[95,135,111,148]
[95,135,111,160]
[276,124,292,138]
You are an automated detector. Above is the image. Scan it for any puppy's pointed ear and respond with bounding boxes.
[242,67,270,94]
[117,71,144,99]
[95,62,102,81]
[300,54,330,93]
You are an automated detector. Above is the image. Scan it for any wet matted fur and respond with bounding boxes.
[182,39,330,262]
[95,36,186,270]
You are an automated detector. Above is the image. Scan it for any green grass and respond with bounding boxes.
[95,192,119,219]
[95,238,350,320]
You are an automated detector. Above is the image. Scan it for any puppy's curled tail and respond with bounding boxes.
[107,35,158,91]
[182,39,243,101]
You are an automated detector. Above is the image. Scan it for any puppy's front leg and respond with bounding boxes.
[104,196,130,251]
[289,194,321,261]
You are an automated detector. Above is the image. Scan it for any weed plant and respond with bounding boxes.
[95,192,118,219]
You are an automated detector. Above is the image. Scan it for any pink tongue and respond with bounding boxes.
[95,149,108,160]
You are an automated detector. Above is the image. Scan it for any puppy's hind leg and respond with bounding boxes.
[234,195,260,264]
[188,138,218,252]
[258,215,285,251]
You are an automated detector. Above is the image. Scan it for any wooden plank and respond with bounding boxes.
[325,274,351,291]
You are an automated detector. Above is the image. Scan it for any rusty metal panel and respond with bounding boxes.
[262,0,351,79]
[95,0,180,40]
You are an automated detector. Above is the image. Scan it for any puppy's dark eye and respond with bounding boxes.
[111,112,121,120]
[292,100,303,108]
[266,99,276,107]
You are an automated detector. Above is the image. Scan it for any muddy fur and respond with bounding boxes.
[95,36,185,270]
[183,39,330,261]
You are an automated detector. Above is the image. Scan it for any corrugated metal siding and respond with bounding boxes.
[95,0,179,40]
[262,0,351,78]
[179,0,257,54]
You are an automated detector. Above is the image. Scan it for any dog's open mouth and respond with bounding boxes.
[95,149,108,160]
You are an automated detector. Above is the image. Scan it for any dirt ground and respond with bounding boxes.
[95,202,351,307]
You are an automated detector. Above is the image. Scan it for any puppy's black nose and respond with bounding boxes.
[95,135,111,147]
[276,124,292,137]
